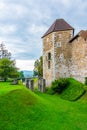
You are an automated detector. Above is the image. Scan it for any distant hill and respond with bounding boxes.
[22,70,33,78]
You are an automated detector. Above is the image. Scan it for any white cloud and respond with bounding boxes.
[0,36,42,61]
[54,0,71,7]
[0,24,17,35]
[0,1,28,19]
[0,0,87,71]
[16,59,35,71]
[0,37,25,56]
[28,24,48,35]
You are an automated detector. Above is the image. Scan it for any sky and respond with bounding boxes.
[0,0,87,71]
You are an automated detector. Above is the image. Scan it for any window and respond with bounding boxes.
[47,52,51,69]
[46,56,47,61]
[48,52,51,60]
[48,61,50,69]
[84,38,86,41]
[57,42,61,47]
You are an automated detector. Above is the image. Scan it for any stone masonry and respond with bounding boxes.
[42,19,87,86]
[67,30,87,83]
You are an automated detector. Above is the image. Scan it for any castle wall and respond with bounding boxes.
[67,37,87,83]
[42,20,87,86]
[42,33,55,86]
[42,30,74,86]
[54,30,73,79]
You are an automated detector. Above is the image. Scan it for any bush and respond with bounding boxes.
[51,78,69,94]
[85,77,87,85]
[47,78,85,101]
[46,87,55,95]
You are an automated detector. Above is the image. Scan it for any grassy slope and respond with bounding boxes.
[60,78,85,101]
[0,82,24,96]
[0,82,87,130]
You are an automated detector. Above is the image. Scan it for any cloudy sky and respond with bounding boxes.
[0,0,87,70]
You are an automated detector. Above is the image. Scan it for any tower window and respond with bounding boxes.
[47,52,51,69]
[48,61,51,69]
[48,52,51,60]
[57,42,61,47]
[84,38,86,41]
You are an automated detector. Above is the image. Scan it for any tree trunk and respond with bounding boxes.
[4,78,7,82]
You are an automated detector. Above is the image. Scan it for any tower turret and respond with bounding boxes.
[42,19,74,86]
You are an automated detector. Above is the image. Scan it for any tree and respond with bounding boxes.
[0,42,11,59]
[19,71,24,78]
[0,58,19,81]
[38,56,43,77]
[33,56,43,77]
[33,59,39,76]
[19,71,25,82]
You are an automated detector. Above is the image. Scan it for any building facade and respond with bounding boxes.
[42,19,87,86]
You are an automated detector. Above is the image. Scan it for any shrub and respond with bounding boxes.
[51,78,69,94]
[46,87,55,95]
[85,77,87,85]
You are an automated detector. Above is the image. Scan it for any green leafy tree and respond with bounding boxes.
[33,56,43,77]
[0,58,19,81]
[19,71,25,82]
[33,59,39,76]
[38,56,43,77]
[19,71,24,78]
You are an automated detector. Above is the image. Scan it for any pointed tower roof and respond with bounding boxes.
[42,19,74,38]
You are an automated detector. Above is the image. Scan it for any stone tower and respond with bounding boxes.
[42,19,74,86]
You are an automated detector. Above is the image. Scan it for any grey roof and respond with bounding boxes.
[42,19,74,38]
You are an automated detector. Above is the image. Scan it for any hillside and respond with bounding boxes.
[0,82,87,130]
[60,78,85,101]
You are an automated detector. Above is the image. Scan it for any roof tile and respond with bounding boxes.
[42,19,74,38]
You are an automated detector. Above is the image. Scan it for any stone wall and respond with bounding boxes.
[67,37,87,83]
[54,30,74,79]
[42,26,87,86]
[42,30,74,86]
[42,33,55,86]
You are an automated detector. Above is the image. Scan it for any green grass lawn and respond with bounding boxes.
[0,81,87,130]
[60,78,85,101]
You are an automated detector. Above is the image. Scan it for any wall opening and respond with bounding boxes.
[48,60,51,69]
[48,52,51,60]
